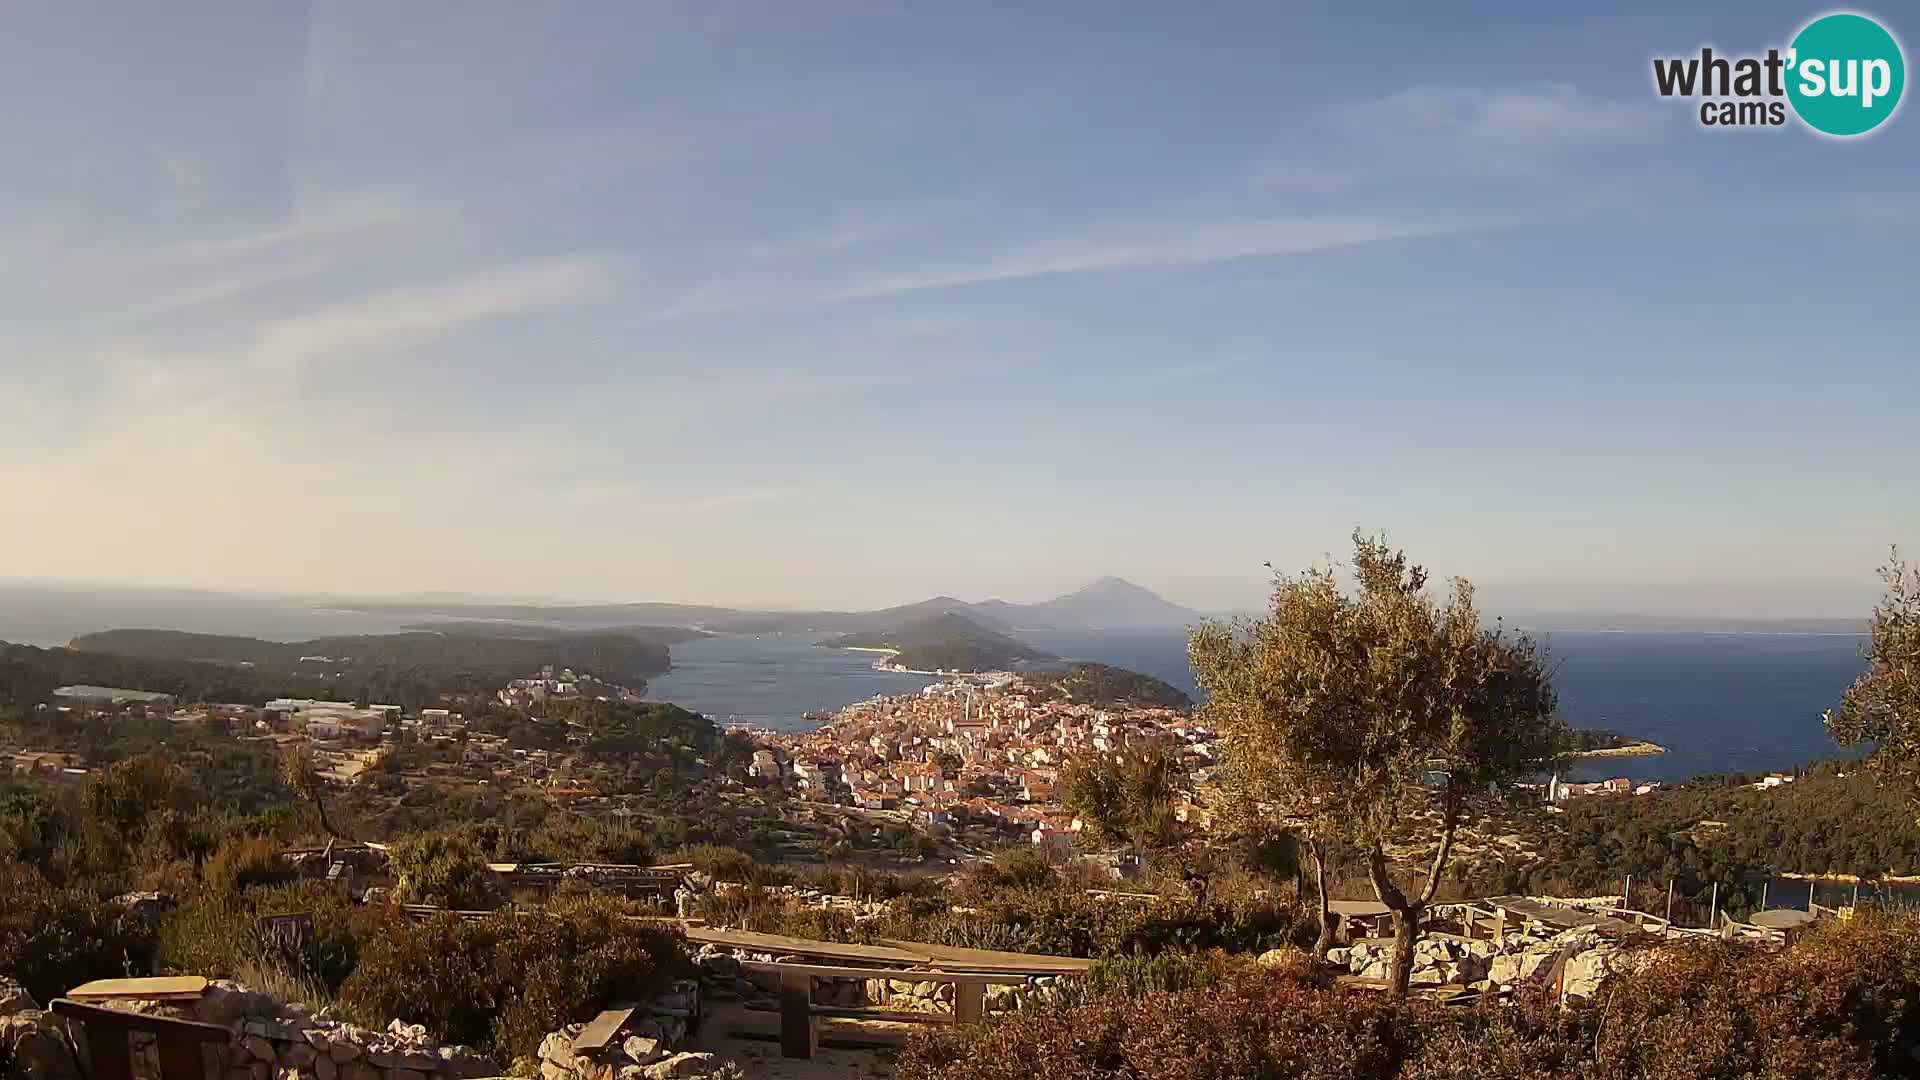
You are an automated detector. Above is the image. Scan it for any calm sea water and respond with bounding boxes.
[641,634,937,725]
[0,584,1870,781]
[1026,627,1868,783]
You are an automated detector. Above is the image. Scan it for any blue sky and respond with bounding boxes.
[1,1,1914,615]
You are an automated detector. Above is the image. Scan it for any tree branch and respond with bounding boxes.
[1366,840,1410,912]
[1418,788,1463,906]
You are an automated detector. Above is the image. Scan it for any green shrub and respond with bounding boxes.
[0,863,153,1004]
[530,817,652,866]
[390,833,503,910]
[916,884,1313,959]
[155,891,251,977]
[339,895,686,1061]
[157,879,398,1002]
[664,844,772,885]
[203,833,297,896]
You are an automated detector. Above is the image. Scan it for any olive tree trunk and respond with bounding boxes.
[1367,791,1462,997]
[1306,836,1336,960]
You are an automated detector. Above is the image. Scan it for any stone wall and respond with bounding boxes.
[0,979,500,1080]
[1326,915,1672,1001]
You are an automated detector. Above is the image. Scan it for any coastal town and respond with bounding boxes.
[745,674,1219,852]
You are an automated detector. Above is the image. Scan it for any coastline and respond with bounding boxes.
[1774,870,1920,884]
[1567,740,1668,760]
[828,643,997,679]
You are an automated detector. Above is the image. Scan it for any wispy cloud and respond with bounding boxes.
[249,255,618,370]
[660,214,1473,317]
[71,194,425,277]
[39,193,436,324]
[1339,84,1666,145]
[833,216,1468,301]
[113,251,349,321]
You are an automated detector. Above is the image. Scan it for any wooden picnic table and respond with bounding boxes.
[1749,908,1816,930]
[738,961,1026,1060]
[682,926,931,966]
[871,939,1096,975]
[1482,896,1636,933]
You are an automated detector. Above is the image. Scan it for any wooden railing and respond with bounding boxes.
[50,999,231,1080]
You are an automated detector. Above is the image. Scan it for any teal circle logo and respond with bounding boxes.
[1786,12,1905,136]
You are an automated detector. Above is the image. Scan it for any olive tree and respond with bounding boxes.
[1827,550,1920,801]
[1189,532,1562,995]
[283,745,349,841]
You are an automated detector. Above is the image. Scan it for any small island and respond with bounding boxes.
[1563,728,1668,759]
[826,612,1054,673]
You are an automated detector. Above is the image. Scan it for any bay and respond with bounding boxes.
[641,634,936,726]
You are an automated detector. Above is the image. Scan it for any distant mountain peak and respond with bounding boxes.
[1021,577,1201,629]
[1070,576,1159,596]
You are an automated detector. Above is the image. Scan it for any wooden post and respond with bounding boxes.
[778,971,817,1060]
[1708,882,1718,929]
[953,978,986,1025]
[1809,880,1816,912]
[1665,879,1674,925]
[1853,881,1861,908]
[1760,880,1768,910]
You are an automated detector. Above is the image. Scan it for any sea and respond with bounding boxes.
[0,582,1871,783]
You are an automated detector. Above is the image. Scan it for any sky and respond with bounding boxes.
[1,1,1915,617]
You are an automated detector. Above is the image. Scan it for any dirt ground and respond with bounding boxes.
[690,1002,912,1080]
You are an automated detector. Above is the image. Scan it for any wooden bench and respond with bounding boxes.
[738,961,1026,1059]
[68,977,210,1003]
[51,999,233,1080]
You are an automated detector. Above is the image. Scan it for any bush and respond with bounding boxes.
[0,863,153,1004]
[958,847,1057,895]
[664,844,776,886]
[390,833,503,910]
[920,885,1313,959]
[339,895,686,1061]
[158,880,398,999]
[1041,950,1254,1012]
[203,833,297,896]
[693,886,867,943]
[155,891,250,978]
[900,913,1920,1080]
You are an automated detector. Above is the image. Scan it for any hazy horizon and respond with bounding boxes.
[2,3,1911,617]
[0,573,1882,625]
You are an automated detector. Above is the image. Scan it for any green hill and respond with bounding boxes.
[828,612,1054,672]
[56,627,676,709]
[1024,661,1192,709]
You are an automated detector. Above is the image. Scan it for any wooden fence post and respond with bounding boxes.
[778,971,817,1060]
